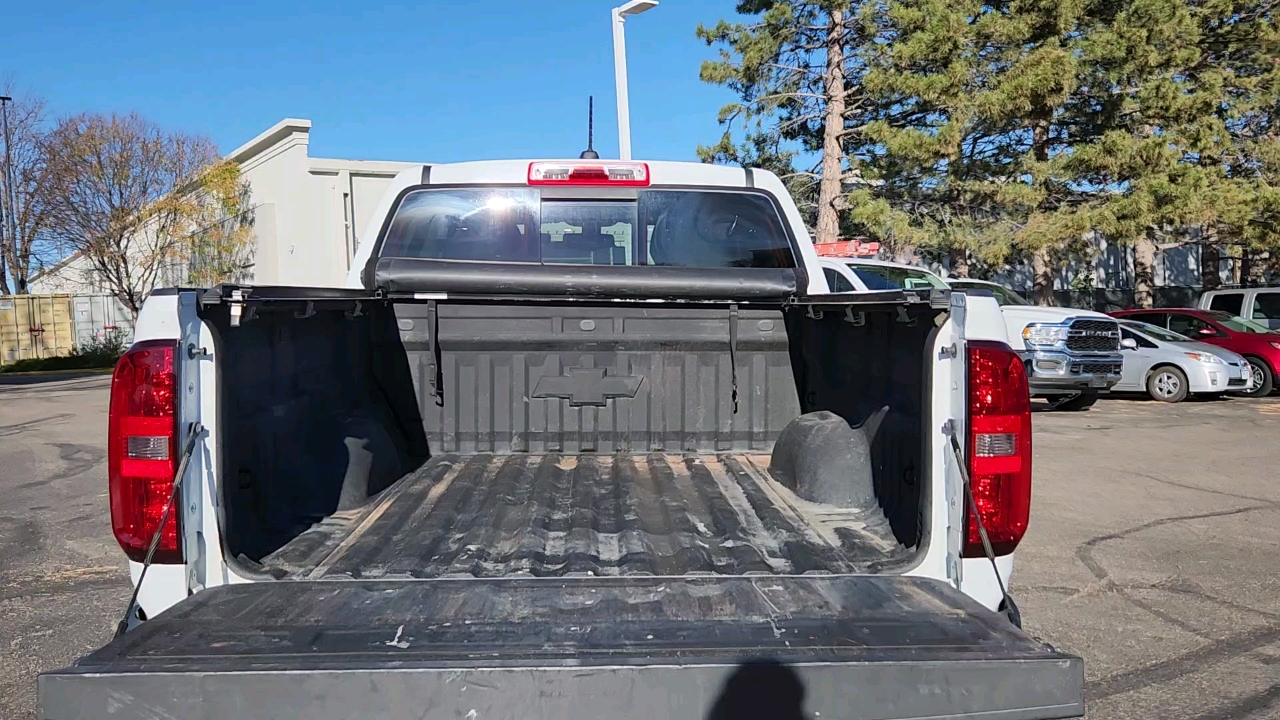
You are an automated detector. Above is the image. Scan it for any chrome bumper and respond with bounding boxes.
[1019,349,1124,394]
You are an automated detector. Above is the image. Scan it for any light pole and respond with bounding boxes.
[612,0,657,161]
[0,96,16,294]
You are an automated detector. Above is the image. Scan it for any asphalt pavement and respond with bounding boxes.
[1,375,1278,719]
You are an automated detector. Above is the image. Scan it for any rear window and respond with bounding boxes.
[847,264,948,290]
[379,188,794,269]
[1253,292,1280,321]
[950,281,1029,306]
[1208,292,1244,315]
[823,267,857,292]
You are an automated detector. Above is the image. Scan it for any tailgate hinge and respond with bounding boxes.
[426,300,444,407]
[728,303,739,414]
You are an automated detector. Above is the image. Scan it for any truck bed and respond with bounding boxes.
[262,452,912,579]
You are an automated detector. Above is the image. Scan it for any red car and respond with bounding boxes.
[1110,308,1280,396]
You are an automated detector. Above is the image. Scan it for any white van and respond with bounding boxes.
[1199,288,1280,330]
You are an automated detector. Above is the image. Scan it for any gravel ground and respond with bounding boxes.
[2,374,1278,719]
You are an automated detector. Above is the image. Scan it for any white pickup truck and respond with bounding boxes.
[41,160,1082,719]
[947,279,1124,411]
[821,264,1125,412]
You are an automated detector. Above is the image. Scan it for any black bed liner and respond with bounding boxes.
[41,576,1082,720]
[264,453,911,579]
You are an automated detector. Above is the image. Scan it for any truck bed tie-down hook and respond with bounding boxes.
[294,301,316,319]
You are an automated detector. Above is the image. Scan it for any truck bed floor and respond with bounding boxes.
[263,453,910,579]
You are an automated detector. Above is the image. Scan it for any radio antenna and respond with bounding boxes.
[580,96,599,159]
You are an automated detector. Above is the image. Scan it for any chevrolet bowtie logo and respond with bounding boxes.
[532,367,643,406]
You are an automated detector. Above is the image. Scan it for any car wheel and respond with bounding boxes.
[1147,366,1189,403]
[1053,392,1099,411]
[1242,357,1274,397]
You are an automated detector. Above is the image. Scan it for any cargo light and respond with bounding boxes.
[527,161,650,186]
[108,340,183,564]
[966,340,1032,558]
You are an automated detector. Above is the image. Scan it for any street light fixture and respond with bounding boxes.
[612,0,657,161]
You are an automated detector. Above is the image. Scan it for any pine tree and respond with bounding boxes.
[848,0,1101,300]
[697,1,874,244]
[697,0,1280,299]
[1068,0,1280,304]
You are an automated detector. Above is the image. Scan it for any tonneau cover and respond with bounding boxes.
[41,576,1083,720]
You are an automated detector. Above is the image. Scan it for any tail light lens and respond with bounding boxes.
[108,340,182,564]
[965,340,1032,557]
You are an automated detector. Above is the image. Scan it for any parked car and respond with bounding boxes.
[947,278,1032,307]
[1114,320,1254,401]
[835,258,951,291]
[40,160,1084,719]
[1110,308,1280,396]
[947,279,1124,411]
[1198,287,1280,330]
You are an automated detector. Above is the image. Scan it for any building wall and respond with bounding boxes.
[223,119,419,287]
[30,118,420,294]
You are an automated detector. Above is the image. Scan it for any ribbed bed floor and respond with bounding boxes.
[263,453,910,579]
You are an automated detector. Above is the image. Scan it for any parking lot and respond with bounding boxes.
[1,375,1279,719]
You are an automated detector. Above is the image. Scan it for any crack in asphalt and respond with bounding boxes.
[1072,502,1280,704]
[1089,625,1280,701]
[1185,682,1280,720]
[1125,469,1280,508]
[1074,505,1274,585]
[0,414,75,438]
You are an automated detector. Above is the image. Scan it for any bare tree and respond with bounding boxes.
[0,83,56,295]
[44,113,252,317]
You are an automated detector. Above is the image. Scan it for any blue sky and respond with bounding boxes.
[5,0,745,163]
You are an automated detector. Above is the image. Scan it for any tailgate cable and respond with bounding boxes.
[946,427,1018,626]
[114,422,203,639]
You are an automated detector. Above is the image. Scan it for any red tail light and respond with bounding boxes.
[527,161,650,186]
[108,340,183,564]
[965,340,1032,557]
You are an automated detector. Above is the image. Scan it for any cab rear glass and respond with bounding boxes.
[378,188,795,269]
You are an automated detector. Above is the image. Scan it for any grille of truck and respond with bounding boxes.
[1070,361,1122,375]
[1065,319,1120,351]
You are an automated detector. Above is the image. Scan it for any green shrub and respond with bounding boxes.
[0,330,127,374]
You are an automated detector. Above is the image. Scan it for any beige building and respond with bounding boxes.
[31,118,419,293]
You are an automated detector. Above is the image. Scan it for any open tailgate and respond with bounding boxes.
[40,576,1082,720]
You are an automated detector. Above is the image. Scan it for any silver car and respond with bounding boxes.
[1116,321,1254,402]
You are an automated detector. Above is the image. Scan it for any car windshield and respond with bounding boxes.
[380,187,795,269]
[1201,310,1277,334]
[950,281,1030,306]
[1120,320,1188,343]
[846,263,948,290]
